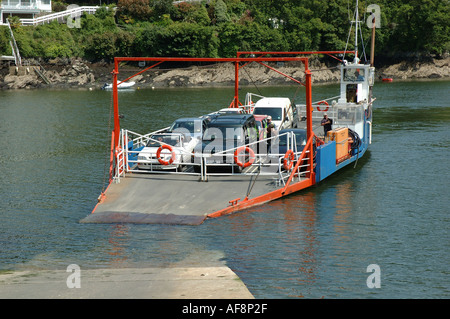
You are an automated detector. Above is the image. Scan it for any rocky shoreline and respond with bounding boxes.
[1,56,449,90]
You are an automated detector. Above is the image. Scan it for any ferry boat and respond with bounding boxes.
[81,1,376,225]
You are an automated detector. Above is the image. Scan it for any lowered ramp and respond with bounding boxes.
[81,172,278,225]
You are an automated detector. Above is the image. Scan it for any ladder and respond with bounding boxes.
[33,66,51,84]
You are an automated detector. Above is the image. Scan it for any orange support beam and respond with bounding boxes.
[111,55,311,151]
[112,60,120,152]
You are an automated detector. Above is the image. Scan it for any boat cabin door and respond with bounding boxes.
[338,64,373,104]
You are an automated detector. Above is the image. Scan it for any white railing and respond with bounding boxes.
[19,6,100,26]
[113,129,312,186]
[6,20,21,66]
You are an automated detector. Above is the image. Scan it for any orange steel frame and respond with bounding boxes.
[109,51,352,218]
[111,51,353,150]
[111,55,315,151]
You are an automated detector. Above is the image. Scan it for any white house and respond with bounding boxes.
[0,0,52,24]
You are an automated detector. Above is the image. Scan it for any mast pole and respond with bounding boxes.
[234,61,239,108]
[370,15,376,67]
[354,0,359,60]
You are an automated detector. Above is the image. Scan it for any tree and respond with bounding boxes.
[117,0,152,23]
[215,0,231,24]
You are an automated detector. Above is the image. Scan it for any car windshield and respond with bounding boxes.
[147,134,181,147]
[169,120,202,133]
[253,107,282,121]
[203,125,244,140]
[278,131,307,147]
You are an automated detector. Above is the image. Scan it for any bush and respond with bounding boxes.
[83,32,117,61]
[0,27,12,56]
[134,22,219,57]
[217,21,287,57]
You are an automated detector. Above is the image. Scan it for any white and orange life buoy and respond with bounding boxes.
[283,149,295,170]
[156,144,176,165]
[317,100,329,112]
[234,146,255,168]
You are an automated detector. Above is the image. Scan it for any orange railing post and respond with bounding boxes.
[109,130,115,182]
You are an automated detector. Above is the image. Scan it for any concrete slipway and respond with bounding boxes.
[0,267,253,299]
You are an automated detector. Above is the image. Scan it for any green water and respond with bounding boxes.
[0,80,449,298]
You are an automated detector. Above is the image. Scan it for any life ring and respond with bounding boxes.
[317,100,329,112]
[283,149,295,170]
[234,146,255,168]
[156,144,175,165]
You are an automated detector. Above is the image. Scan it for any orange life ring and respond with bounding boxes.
[234,146,255,168]
[283,149,295,170]
[156,144,175,165]
[317,100,329,112]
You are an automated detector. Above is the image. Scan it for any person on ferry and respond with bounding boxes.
[321,113,333,137]
[355,70,365,81]
[266,116,277,145]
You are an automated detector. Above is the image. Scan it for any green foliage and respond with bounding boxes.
[217,21,287,56]
[134,22,218,57]
[116,0,151,24]
[214,0,231,24]
[5,0,448,61]
[383,0,450,55]
[0,27,12,56]
[7,16,23,29]
[83,32,116,61]
[12,20,78,58]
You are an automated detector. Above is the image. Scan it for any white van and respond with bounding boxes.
[251,97,296,130]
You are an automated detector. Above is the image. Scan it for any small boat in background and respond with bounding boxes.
[382,78,393,82]
[102,81,135,90]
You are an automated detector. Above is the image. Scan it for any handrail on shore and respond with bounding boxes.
[19,6,100,26]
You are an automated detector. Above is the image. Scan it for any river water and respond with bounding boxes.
[0,80,448,298]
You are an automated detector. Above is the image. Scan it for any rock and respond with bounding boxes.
[1,56,449,90]
[133,74,144,82]
[87,73,95,83]
[378,57,450,80]
[3,74,41,89]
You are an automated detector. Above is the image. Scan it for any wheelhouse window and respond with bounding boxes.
[343,68,365,82]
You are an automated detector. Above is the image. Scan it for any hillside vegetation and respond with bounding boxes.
[0,0,448,63]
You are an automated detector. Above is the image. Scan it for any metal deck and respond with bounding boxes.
[81,171,282,225]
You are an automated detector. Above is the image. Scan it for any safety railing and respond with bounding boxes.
[112,128,314,187]
[5,20,21,66]
[19,6,100,26]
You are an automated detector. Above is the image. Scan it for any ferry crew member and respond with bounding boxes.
[321,113,333,137]
[266,116,277,145]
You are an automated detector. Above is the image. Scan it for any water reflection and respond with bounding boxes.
[283,191,319,298]
[107,224,130,267]
[334,180,353,240]
[214,188,322,298]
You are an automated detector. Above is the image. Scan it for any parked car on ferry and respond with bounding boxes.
[168,117,208,140]
[137,132,199,170]
[252,97,296,130]
[196,114,258,171]
[275,129,307,155]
